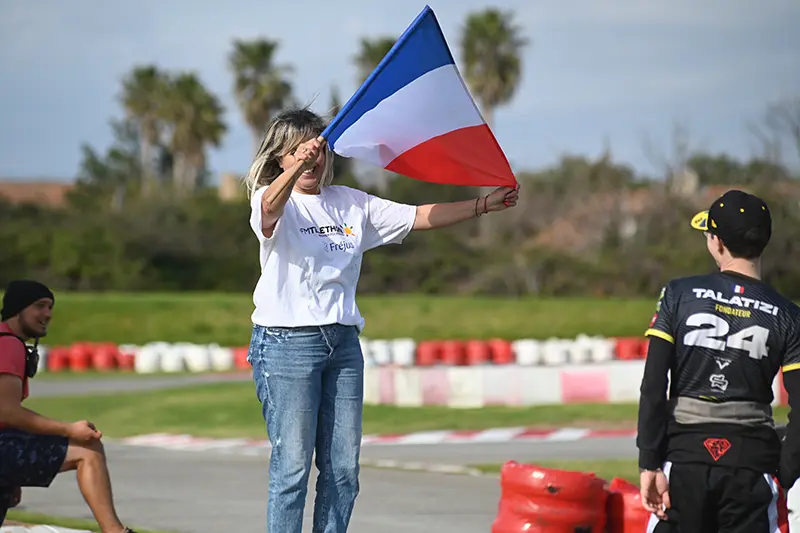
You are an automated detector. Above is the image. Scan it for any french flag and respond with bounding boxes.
[321,5,517,188]
[734,284,744,294]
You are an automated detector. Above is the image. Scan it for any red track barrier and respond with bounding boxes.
[465,340,490,365]
[92,343,119,372]
[440,340,465,366]
[606,477,650,532]
[416,340,441,366]
[46,346,69,372]
[233,347,250,369]
[67,343,93,372]
[489,338,514,364]
[614,337,643,360]
[491,461,608,533]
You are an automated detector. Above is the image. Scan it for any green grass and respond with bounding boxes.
[472,459,640,484]
[23,382,790,438]
[5,510,170,533]
[35,292,656,346]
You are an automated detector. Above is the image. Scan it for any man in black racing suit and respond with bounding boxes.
[636,189,797,532]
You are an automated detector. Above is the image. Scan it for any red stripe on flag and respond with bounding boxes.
[386,124,516,188]
[772,475,790,533]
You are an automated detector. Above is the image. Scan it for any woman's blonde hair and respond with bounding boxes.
[242,107,335,198]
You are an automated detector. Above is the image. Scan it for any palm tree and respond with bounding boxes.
[353,37,396,86]
[161,73,227,195]
[460,9,527,243]
[460,9,527,128]
[119,65,169,195]
[228,38,294,155]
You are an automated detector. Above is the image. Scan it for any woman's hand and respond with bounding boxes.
[484,184,520,213]
[292,138,323,171]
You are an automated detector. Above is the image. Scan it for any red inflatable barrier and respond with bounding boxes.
[67,342,93,372]
[416,340,440,366]
[492,461,608,533]
[489,338,514,364]
[465,340,490,365]
[641,338,650,358]
[233,347,250,369]
[117,350,135,371]
[606,477,650,533]
[47,346,69,372]
[91,343,119,372]
[440,340,465,366]
[614,337,644,360]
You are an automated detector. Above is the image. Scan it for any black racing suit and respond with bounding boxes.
[637,270,799,532]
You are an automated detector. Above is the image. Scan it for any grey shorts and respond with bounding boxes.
[0,429,69,488]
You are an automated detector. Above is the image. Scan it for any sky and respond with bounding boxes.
[1,0,798,184]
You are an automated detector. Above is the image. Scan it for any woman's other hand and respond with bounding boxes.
[485,184,520,212]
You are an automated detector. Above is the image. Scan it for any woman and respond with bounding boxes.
[243,107,518,533]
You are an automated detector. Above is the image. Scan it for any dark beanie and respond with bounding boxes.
[1,280,55,321]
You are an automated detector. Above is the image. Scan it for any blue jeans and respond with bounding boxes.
[248,323,364,533]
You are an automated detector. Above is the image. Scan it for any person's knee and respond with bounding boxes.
[61,439,106,472]
[333,453,360,488]
[271,438,314,487]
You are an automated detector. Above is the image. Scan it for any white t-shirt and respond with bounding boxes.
[249,184,417,331]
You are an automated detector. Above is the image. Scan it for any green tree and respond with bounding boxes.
[228,38,294,155]
[460,8,527,129]
[161,73,227,195]
[353,37,396,85]
[69,119,142,212]
[460,8,527,243]
[119,65,169,195]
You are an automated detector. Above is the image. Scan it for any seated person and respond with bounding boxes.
[0,280,139,533]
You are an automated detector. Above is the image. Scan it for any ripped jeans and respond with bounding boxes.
[247,323,364,533]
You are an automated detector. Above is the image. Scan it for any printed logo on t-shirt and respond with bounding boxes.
[299,223,356,237]
[325,241,356,253]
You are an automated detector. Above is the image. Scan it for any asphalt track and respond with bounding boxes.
[14,436,636,533]
[17,376,636,532]
[29,372,252,397]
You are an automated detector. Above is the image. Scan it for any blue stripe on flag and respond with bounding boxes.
[322,5,455,147]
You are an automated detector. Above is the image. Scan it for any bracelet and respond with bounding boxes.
[483,195,488,215]
[475,197,482,217]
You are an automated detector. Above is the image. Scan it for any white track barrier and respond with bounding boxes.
[541,338,570,366]
[568,334,593,364]
[35,344,48,373]
[181,343,211,373]
[360,337,374,367]
[209,344,234,371]
[589,337,616,363]
[133,343,161,374]
[512,339,541,365]
[391,338,416,366]
[159,343,185,373]
[369,339,392,366]
[361,361,793,408]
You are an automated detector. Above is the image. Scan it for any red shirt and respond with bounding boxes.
[0,323,29,430]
